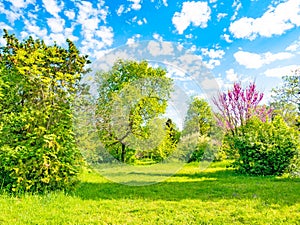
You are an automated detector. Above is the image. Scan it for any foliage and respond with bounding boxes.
[272,71,300,111]
[0,30,90,193]
[271,71,300,130]
[96,59,173,163]
[229,116,300,176]
[146,119,181,162]
[213,82,272,136]
[181,97,220,162]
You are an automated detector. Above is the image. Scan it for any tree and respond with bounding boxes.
[0,30,90,193]
[183,97,215,136]
[213,82,272,136]
[271,71,300,129]
[146,119,181,162]
[181,97,219,162]
[96,59,173,163]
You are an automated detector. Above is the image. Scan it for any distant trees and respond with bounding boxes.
[96,59,173,163]
[271,71,300,130]
[0,30,90,192]
[181,97,219,162]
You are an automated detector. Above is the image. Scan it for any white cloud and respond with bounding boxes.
[264,65,300,77]
[222,34,233,43]
[172,1,211,34]
[64,10,75,20]
[204,59,221,69]
[286,38,300,52]
[128,0,142,10]
[0,2,22,24]
[126,34,141,45]
[162,0,168,7]
[201,48,225,59]
[47,17,65,33]
[74,1,112,57]
[45,33,66,45]
[217,13,227,21]
[126,37,135,45]
[64,27,78,42]
[231,0,242,21]
[225,68,238,82]
[42,0,64,17]
[95,26,114,46]
[201,48,225,69]
[24,19,48,38]
[137,18,147,25]
[185,34,193,39]
[234,50,294,69]
[6,0,35,9]
[230,0,300,40]
[0,22,13,31]
[117,5,124,16]
[153,33,163,42]
[20,31,29,39]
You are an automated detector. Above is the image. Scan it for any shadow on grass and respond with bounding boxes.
[74,168,300,206]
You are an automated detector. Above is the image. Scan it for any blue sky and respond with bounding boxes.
[0,0,300,103]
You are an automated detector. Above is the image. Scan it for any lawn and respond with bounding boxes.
[0,161,299,224]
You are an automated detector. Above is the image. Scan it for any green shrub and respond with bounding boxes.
[0,133,81,193]
[230,116,300,176]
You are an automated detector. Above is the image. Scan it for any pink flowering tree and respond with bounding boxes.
[213,82,273,136]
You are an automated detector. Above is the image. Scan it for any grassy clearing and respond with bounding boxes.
[0,161,300,224]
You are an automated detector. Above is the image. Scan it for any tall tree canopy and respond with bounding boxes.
[96,59,173,163]
[0,30,90,192]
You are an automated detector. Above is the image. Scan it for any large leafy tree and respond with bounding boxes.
[0,30,90,192]
[96,60,173,163]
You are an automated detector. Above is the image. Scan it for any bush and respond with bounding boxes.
[0,133,81,193]
[229,116,300,176]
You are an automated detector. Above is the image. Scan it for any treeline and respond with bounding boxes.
[0,31,299,193]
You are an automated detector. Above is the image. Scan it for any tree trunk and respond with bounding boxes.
[121,143,126,163]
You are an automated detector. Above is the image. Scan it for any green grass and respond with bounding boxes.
[0,161,300,224]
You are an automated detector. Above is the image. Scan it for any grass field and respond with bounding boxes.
[0,161,299,224]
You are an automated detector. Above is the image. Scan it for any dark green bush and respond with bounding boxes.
[230,116,300,176]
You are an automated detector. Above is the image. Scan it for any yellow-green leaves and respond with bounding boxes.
[0,30,89,193]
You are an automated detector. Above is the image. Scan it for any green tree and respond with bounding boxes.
[181,97,218,162]
[147,119,180,162]
[0,30,90,193]
[271,71,300,129]
[182,97,215,136]
[96,59,173,163]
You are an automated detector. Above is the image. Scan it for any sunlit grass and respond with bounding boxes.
[0,161,299,224]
